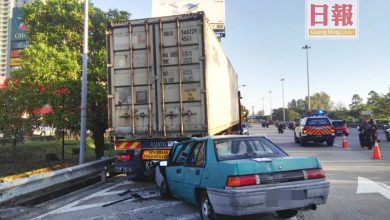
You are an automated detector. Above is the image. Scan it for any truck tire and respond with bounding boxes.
[326,140,334,146]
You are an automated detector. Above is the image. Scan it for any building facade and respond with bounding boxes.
[0,0,12,84]
[0,0,31,86]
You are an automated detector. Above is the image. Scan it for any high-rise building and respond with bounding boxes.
[0,0,12,83]
[0,0,31,86]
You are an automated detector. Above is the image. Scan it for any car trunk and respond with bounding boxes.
[234,156,320,175]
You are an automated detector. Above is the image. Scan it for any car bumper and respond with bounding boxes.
[302,135,334,142]
[206,179,329,216]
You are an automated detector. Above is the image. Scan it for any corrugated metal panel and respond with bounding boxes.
[107,12,238,139]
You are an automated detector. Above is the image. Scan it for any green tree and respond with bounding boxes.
[271,108,300,121]
[288,99,306,115]
[13,0,129,158]
[309,92,334,111]
[348,94,366,120]
[241,105,249,121]
[366,91,390,119]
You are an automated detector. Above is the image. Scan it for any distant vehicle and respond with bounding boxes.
[32,125,56,136]
[359,124,378,149]
[294,116,335,146]
[242,123,249,135]
[288,121,296,130]
[385,128,390,141]
[383,122,390,131]
[156,135,329,219]
[332,120,349,136]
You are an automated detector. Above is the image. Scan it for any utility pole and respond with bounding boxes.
[79,0,89,164]
[262,97,265,116]
[269,91,272,120]
[281,78,285,122]
[302,45,311,113]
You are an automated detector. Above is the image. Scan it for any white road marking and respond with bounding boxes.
[356,176,390,200]
[82,201,184,220]
[165,213,199,220]
[32,181,133,220]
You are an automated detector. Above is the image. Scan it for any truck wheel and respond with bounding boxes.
[160,180,172,199]
[326,140,334,146]
[199,191,218,220]
[277,209,298,218]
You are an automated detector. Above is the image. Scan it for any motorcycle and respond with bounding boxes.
[277,124,284,134]
[358,125,378,150]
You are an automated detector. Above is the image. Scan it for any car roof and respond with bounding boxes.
[303,116,330,119]
[189,135,268,141]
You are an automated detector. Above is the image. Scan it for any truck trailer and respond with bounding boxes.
[106,12,241,179]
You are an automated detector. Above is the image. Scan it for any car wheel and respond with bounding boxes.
[345,133,349,137]
[160,180,172,199]
[327,140,334,146]
[276,209,298,218]
[300,135,305,146]
[294,133,300,143]
[386,132,390,141]
[199,191,218,220]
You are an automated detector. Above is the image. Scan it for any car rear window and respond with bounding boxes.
[213,137,287,161]
[332,121,345,127]
[306,118,331,126]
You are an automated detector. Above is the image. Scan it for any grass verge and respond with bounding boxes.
[0,137,115,182]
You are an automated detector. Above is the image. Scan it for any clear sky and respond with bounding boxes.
[91,0,390,115]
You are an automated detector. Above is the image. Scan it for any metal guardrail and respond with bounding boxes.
[0,157,115,205]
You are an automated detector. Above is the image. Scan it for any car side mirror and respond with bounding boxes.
[159,161,168,167]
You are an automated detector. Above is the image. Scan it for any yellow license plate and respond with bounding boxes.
[142,149,170,160]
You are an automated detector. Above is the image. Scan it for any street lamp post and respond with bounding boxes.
[79,0,89,164]
[262,97,265,116]
[302,45,311,113]
[281,78,285,122]
[269,91,272,120]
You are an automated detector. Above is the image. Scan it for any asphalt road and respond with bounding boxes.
[1,124,390,220]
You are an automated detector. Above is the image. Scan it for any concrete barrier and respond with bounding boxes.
[0,157,114,205]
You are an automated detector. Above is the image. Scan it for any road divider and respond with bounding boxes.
[0,157,114,205]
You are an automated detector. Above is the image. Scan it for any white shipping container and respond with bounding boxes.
[107,12,239,139]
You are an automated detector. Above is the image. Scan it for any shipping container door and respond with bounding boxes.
[110,22,156,137]
[153,16,206,138]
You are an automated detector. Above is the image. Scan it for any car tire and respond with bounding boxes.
[199,191,218,220]
[300,135,305,146]
[277,209,298,218]
[386,132,390,141]
[294,133,300,143]
[160,180,172,199]
[327,140,334,146]
[345,133,349,137]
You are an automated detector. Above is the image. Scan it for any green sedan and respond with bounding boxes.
[156,135,329,219]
